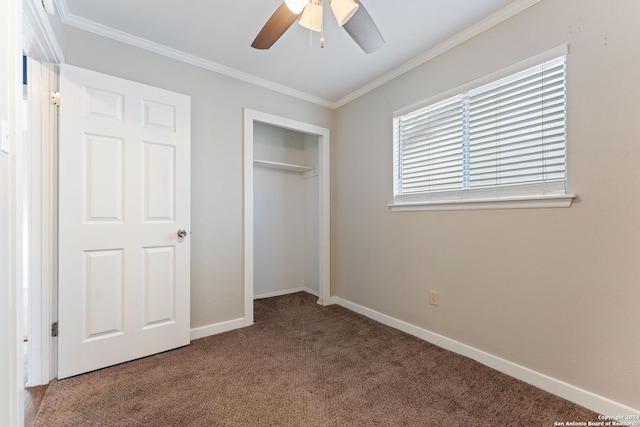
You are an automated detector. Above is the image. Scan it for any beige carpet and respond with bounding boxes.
[34,292,599,426]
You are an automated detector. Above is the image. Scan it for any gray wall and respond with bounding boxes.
[61,25,333,328]
[332,0,640,409]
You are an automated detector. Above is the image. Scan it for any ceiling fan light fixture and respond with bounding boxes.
[299,1,323,32]
[329,0,359,26]
[284,0,310,15]
[252,0,383,53]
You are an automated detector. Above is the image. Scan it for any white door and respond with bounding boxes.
[58,64,191,379]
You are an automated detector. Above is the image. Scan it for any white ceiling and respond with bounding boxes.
[55,0,532,107]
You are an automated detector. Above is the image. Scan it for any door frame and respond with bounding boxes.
[23,0,64,386]
[243,108,331,323]
[24,58,58,386]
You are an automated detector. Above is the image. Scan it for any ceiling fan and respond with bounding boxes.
[251,0,384,54]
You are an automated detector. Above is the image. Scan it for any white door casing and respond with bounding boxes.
[25,58,57,386]
[58,64,191,379]
[243,108,331,320]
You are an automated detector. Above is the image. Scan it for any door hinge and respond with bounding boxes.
[51,322,58,337]
[50,91,60,107]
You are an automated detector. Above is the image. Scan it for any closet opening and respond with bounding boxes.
[243,109,330,324]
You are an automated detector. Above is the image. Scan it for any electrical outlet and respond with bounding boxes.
[429,290,439,306]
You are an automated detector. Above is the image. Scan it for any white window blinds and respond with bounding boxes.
[393,55,567,204]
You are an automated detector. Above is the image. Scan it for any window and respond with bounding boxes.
[392,54,573,210]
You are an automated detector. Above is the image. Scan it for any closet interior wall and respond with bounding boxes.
[253,122,319,298]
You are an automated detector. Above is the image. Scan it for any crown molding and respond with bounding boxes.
[24,0,65,63]
[333,0,540,108]
[54,1,336,108]
[54,0,540,110]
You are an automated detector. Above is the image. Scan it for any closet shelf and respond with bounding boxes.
[254,159,314,174]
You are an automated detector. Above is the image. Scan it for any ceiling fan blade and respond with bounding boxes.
[342,1,384,54]
[252,3,300,50]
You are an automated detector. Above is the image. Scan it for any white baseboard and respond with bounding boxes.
[329,296,639,416]
[254,287,319,300]
[190,317,252,341]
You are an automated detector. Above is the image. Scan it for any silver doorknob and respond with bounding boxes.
[177,229,187,238]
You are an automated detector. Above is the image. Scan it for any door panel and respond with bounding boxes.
[58,64,191,379]
[84,133,124,222]
[83,249,124,340]
[143,142,176,221]
[142,245,176,328]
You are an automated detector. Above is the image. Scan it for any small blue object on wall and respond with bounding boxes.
[23,55,27,86]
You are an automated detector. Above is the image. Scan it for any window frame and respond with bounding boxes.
[390,45,575,211]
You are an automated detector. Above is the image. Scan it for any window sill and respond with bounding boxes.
[388,194,576,212]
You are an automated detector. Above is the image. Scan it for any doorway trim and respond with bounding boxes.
[23,0,63,387]
[243,108,331,324]
[24,58,57,386]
